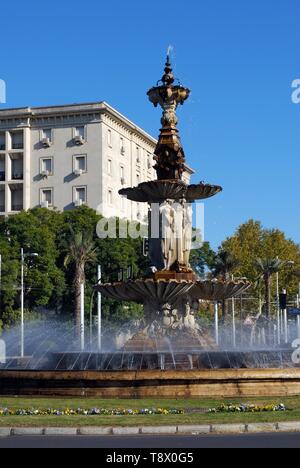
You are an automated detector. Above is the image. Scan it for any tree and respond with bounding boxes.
[63,229,98,335]
[190,242,216,278]
[212,249,240,320]
[255,258,293,318]
[222,220,300,302]
[1,209,66,316]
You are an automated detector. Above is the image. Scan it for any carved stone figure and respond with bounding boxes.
[183,202,193,267]
[160,200,175,270]
[162,304,174,329]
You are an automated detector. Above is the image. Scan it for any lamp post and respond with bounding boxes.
[97,265,102,352]
[276,259,295,345]
[231,276,247,348]
[0,254,2,314]
[20,248,38,358]
[80,283,85,352]
[214,302,219,346]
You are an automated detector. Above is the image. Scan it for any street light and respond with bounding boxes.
[231,275,248,348]
[276,259,295,345]
[20,248,38,358]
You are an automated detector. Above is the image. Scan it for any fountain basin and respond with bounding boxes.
[119,180,222,203]
[188,280,251,301]
[96,279,194,304]
[0,367,299,398]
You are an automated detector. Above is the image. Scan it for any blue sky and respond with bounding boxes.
[1,0,299,249]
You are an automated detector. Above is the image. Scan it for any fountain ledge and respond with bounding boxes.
[1,368,300,398]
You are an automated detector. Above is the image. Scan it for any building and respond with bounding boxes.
[0,102,193,221]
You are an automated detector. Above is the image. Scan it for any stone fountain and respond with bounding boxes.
[1,57,299,398]
[96,55,250,356]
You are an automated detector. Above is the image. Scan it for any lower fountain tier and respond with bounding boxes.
[188,280,251,301]
[119,180,222,203]
[2,349,296,373]
[123,328,217,353]
[95,279,194,304]
[95,278,250,304]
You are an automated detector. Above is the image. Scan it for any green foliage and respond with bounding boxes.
[0,207,147,328]
[0,209,299,329]
[222,219,300,298]
[190,242,216,278]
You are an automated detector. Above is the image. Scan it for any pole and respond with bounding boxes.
[214,302,219,346]
[297,285,300,339]
[20,248,24,358]
[276,269,280,345]
[283,288,288,344]
[97,265,102,352]
[0,254,2,316]
[232,296,236,348]
[80,283,85,352]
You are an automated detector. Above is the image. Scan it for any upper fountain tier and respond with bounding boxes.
[119,55,222,203]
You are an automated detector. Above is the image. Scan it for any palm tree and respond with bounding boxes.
[255,258,290,319]
[212,250,239,321]
[63,229,98,336]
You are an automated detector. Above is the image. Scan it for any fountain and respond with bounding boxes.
[96,54,250,359]
[0,56,300,398]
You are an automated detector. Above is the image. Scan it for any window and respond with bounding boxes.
[73,155,87,173]
[136,173,140,185]
[40,188,53,206]
[40,158,53,175]
[11,155,23,180]
[120,137,125,154]
[42,129,52,141]
[74,126,85,138]
[107,129,112,147]
[147,153,152,169]
[120,166,125,179]
[74,186,87,205]
[136,146,140,163]
[108,159,112,175]
[108,189,113,205]
[11,132,23,150]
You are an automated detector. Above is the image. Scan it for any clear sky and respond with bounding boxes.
[1,0,299,249]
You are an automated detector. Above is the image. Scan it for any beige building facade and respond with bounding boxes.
[0,102,192,221]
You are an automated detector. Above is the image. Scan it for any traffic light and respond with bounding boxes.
[279,292,287,310]
[143,237,150,257]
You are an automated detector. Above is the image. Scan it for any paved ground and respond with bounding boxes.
[1,433,300,448]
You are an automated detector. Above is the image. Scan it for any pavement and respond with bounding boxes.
[1,421,300,437]
[1,433,300,448]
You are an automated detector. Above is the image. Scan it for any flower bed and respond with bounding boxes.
[0,407,184,417]
[209,403,286,414]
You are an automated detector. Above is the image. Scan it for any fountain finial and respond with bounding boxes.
[147,56,191,180]
[162,54,175,86]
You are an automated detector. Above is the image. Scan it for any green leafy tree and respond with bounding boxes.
[190,242,216,278]
[222,220,300,308]
[63,228,98,335]
[255,258,288,318]
[211,249,240,320]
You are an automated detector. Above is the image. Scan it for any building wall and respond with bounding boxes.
[0,102,193,221]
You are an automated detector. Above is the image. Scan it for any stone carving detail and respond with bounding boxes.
[147,55,190,181]
[148,199,193,272]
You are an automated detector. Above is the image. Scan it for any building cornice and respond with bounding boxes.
[0,101,157,147]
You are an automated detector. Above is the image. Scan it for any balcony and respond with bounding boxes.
[11,204,23,212]
[11,156,23,181]
[12,172,23,181]
[11,143,23,150]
